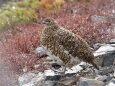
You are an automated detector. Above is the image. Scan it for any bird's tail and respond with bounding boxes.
[92,63,99,70]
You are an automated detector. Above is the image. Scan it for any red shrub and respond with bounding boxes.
[0,24,48,73]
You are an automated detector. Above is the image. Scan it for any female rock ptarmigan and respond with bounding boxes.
[40,18,99,73]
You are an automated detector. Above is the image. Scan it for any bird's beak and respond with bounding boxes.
[38,20,45,24]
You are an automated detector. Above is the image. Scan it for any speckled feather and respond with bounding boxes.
[41,18,97,69]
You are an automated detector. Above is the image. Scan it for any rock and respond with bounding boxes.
[92,43,103,51]
[45,74,80,86]
[19,72,46,86]
[112,10,115,13]
[98,53,115,67]
[35,46,47,57]
[113,69,115,78]
[46,56,53,62]
[45,75,62,81]
[60,74,80,86]
[93,44,115,67]
[90,15,107,23]
[22,67,28,73]
[18,63,84,86]
[95,75,113,83]
[44,62,85,76]
[95,75,108,82]
[18,72,36,86]
[100,67,114,75]
[109,38,115,44]
[106,79,115,86]
[94,44,115,57]
[23,73,46,86]
[78,77,105,86]
[44,81,66,86]
[18,72,80,86]
[108,15,115,21]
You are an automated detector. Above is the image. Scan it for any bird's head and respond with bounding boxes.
[42,18,57,27]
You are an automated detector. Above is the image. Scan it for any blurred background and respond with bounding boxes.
[0,0,114,86]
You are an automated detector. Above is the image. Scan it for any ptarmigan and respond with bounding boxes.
[40,18,99,73]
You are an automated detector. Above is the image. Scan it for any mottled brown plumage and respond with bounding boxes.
[40,18,99,71]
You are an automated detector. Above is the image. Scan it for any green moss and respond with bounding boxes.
[0,0,39,32]
[65,0,93,2]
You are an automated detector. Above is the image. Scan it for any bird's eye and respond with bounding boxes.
[47,20,51,23]
[45,19,49,22]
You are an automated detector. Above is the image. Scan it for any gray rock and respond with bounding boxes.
[78,77,105,86]
[45,74,80,86]
[18,72,36,86]
[18,68,81,86]
[95,75,113,83]
[94,44,115,57]
[18,72,46,86]
[108,15,115,21]
[109,38,115,44]
[106,79,115,86]
[44,81,67,86]
[93,44,115,67]
[98,53,115,67]
[90,15,107,23]
[99,54,115,67]
[92,43,103,51]
[60,74,80,86]
[114,69,115,77]
[95,75,108,82]
[100,67,114,75]
[35,46,47,57]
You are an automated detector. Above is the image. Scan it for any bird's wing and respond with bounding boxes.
[56,28,94,62]
[41,30,71,64]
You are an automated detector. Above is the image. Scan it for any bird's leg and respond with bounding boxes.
[58,65,67,80]
[88,63,100,75]
[83,64,100,75]
[92,66,100,75]
[60,65,66,75]
[78,63,89,76]
[77,68,86,76]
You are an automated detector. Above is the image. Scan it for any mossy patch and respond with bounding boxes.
[0,0,39,32]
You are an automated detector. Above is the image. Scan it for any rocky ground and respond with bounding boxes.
[18,39,115,86]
